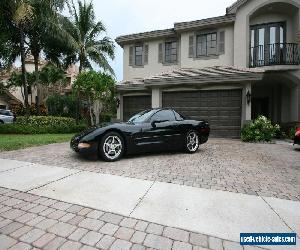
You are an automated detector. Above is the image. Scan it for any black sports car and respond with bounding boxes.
[71,108,210,161]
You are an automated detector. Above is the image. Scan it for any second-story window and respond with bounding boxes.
[165,41,177,63]
[196,33,217,57]
[135,45,143,66]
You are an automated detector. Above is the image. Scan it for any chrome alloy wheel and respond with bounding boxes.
[186,131,199,152]
[103,135,122,160]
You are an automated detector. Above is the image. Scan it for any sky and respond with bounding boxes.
[94,0,237,81]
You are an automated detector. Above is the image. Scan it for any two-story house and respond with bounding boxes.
[0,57,79,110]
[116,0,300,138]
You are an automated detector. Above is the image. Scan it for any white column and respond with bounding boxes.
[152,88,162,108]
[298,10,300,44]
[291,85,299,121]
[116,94,123,121]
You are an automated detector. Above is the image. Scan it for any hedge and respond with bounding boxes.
[0,116,87,134]
[16,116,78,126]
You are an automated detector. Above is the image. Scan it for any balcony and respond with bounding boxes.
[250,43,300,68]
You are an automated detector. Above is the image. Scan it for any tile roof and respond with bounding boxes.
[117,66,264,90]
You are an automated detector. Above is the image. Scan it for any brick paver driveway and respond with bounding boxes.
[0,139,299,201]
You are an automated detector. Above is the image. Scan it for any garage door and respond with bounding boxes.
[163,89,242,138]
[123,95,151,121]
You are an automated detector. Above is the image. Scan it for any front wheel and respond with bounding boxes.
[99,132,124,162]
[185,130,199,153]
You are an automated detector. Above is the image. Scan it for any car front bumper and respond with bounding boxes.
[294,135,300,145]
[70,137,98,155]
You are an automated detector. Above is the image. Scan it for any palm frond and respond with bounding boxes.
[87,48,115,75]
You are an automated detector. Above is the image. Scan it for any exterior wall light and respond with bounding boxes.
[116,98,120,108]
[246,90,251,105]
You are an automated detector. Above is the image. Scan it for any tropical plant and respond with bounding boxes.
[241,116,280,142]
[6,63,66,105]
[63,0,115,73]
[39,63,67,89]
[46,93,77,118]
[7,71,36,104]
[0,0,34,114]
[73,71,115,125]
[0,0,71,114]
[26,0,69,113]
[0,29,19,70]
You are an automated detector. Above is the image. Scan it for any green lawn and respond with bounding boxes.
[0,134,74,151]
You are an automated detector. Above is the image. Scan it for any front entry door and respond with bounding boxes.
[252,98,269,120]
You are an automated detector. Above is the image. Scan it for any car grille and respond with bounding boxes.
[70,136,80,152]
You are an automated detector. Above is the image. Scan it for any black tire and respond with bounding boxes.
[99,132,125,162]
[185,130,200,153]
[0,120,4,124]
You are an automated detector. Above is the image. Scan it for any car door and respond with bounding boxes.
[140,110,178,151]
[4,111,14,123]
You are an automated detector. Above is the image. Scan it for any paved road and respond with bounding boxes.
[0,139,299,201]
[0,158,299,250]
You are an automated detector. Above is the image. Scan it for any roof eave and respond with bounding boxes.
[115,29,176,47]
[226,0,248,14]
[174,14,236,32]
[116,84,147,91]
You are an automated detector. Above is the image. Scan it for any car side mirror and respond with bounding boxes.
[151,120,158,127]
[151,120,168,127]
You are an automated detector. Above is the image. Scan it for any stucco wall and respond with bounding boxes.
[180,26,234,68]
[123,41,179,81]
[123,25,235,80]
[234,0,300,67]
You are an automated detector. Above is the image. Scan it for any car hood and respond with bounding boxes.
[74,122,131,140]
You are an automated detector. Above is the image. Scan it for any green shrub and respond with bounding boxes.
[0,116,87,134]
[280,123,299,140]
[241,116,280,142]
[16,116,77,126]
[0,123,86,134]
[46,94,77,118]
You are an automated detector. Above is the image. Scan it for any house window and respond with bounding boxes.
[135,45,143,66]
[165,41,177,63]
[196,33,217,57]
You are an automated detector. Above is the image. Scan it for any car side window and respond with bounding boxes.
[173,111,185,121]
[150,110,176,122]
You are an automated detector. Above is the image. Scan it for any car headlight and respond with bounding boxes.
[78,142,91,149]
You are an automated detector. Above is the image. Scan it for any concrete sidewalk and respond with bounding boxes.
[0,158,299,247]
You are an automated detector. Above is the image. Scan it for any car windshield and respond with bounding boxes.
[128,110,157,123]
[0,110,13,116]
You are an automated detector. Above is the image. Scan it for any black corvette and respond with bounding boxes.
[71,108,210,161]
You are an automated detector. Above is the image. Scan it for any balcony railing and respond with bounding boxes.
[250,43,300,67]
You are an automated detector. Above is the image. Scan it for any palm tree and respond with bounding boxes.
[0,18,20,70]
[63,0,115,74]
[0,0,34,114]
[27,0,69,113]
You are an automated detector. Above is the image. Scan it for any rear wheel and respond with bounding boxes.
[185,130,199,153]
[0,120,4,124]
[99,132,124,161]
